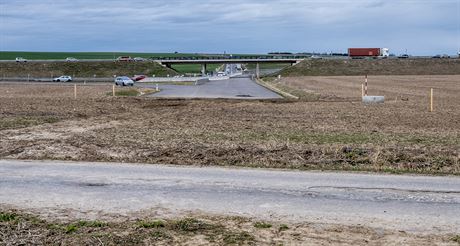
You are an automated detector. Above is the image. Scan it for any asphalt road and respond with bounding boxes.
[0,160,459,233]
[144,76,282,99]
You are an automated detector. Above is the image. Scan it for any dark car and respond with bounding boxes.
[398,54,409,59]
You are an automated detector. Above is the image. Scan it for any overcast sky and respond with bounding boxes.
[1,0,459,55]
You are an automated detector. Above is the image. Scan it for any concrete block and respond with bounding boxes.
[363,96,385,104]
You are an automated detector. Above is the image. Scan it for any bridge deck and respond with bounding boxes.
[156,58,304,64]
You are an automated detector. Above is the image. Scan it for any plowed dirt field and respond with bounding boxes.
[0,76,459,174]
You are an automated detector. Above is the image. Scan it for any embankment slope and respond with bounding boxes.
[280,58,460,76]
[0,61,178,78]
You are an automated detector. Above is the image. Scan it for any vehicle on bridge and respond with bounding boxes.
[311,55,322,59]
[15,57,27,63]
[133,57,146,62]
[65,57,79,62]
[117,56,134,62]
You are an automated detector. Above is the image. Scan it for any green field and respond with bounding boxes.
[0,51,289,61]
[0,51,212,60]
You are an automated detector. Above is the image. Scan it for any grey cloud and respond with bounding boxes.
[1,0,459,54]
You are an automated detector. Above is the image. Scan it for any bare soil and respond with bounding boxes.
[1,78,459,244]
[0,77,459,174]
[1,207,457,245]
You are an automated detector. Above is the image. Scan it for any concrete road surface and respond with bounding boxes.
[144,76,282,99]
[0,160,459,233]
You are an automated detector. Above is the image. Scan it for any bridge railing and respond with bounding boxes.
[149,55,309,61]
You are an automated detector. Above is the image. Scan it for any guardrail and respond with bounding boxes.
[140,77,206,83]
[1,76,233,83]
[0,77,114,83]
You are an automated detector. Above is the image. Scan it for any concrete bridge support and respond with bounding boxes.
[256,63,260,78]
[201,64,207,76]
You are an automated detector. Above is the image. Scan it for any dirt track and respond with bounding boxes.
[0,76,458,174]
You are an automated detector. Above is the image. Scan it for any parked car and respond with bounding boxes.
[116,56,133,62]
[133,57,146,62]
[132,75,146,81]
[115,76,134,86]
[53,76,72,82]
[398,54,410,59]
[15,57,27,63]
[432,55,442,59]
[441,54,450,59]
[66,57,79,62]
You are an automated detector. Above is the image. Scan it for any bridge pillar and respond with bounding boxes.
[256,63,260,79]
[201,64,207,76]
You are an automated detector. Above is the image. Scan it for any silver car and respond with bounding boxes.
[133,57,146,62]
[53,75,72,82]
[15,57,27,63]
[66,57,79,62]
[115,76,134,86]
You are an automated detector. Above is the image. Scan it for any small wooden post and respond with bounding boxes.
[430,88,433,112]
[112,84,115,96]
[74,84,77,99]
[361,83,364,97]
[364,75,368,96]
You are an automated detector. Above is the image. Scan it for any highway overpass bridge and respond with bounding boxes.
[0,57,305,77]
[154,58,305,77]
